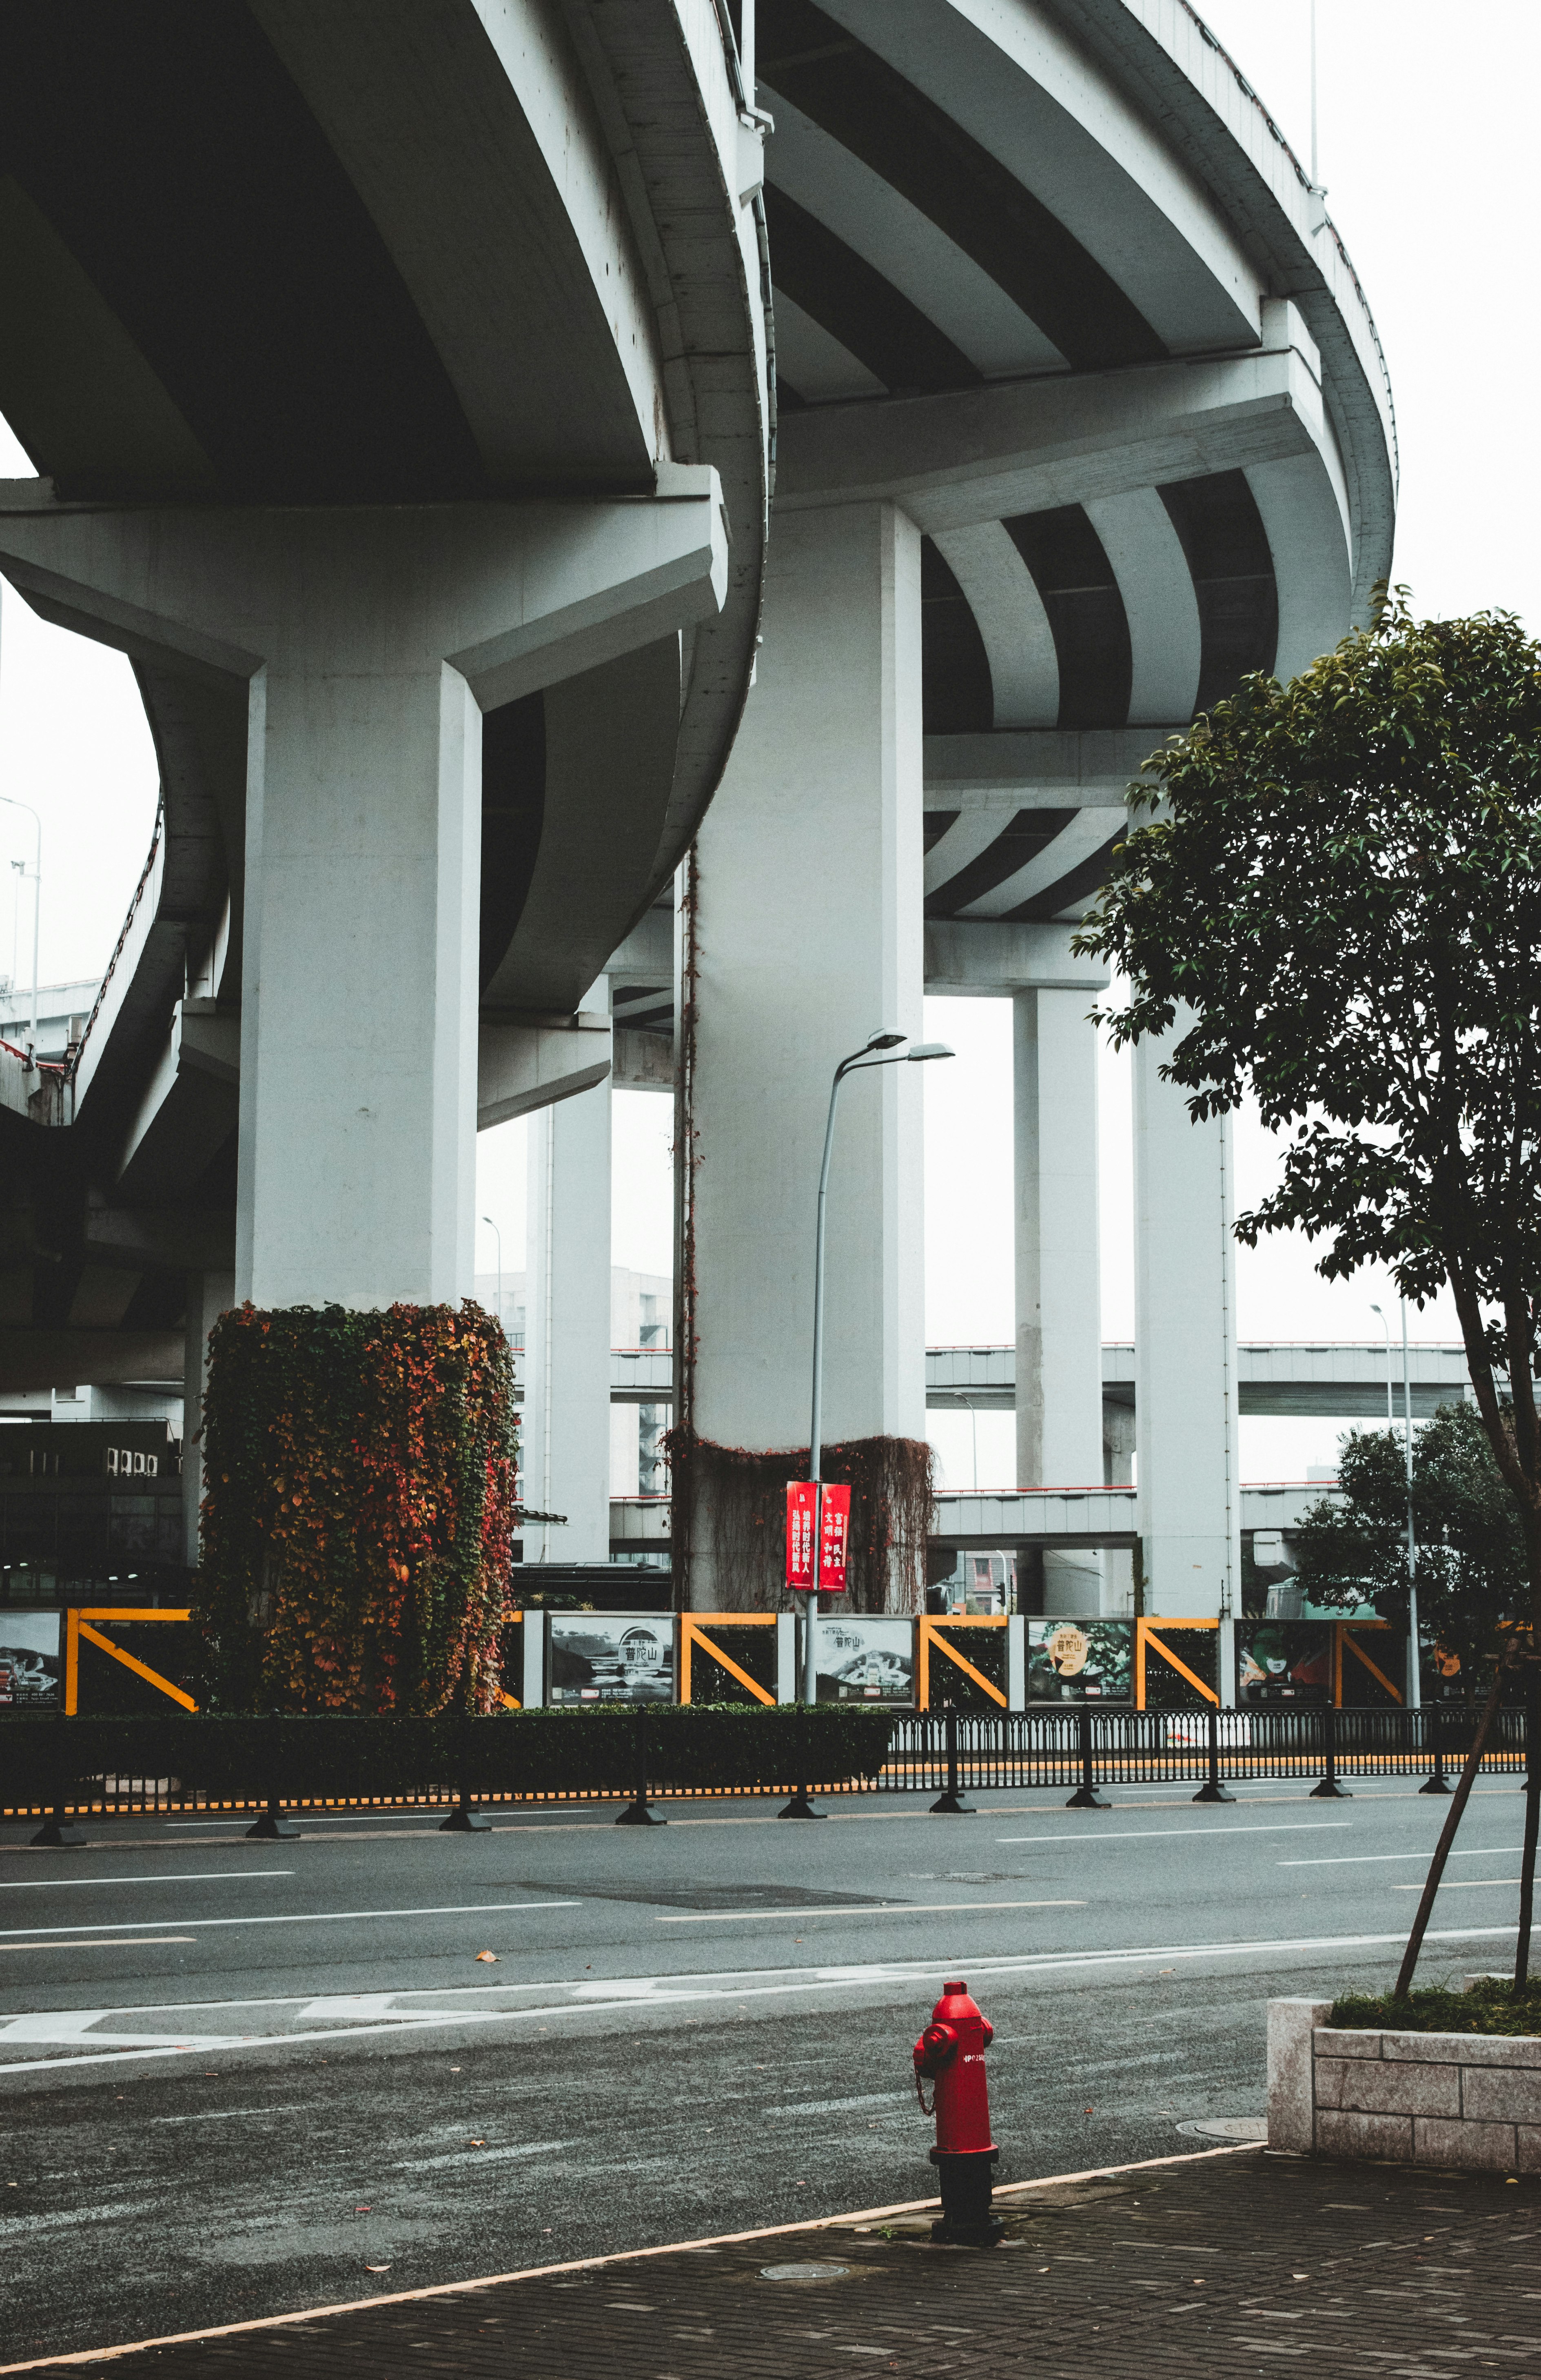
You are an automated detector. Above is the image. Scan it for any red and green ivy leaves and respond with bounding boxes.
[196,1301,520,1715]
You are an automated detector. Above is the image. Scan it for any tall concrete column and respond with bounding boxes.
[687,501,925,1606]
[1014,986,1104,1613]
[523,1069,612,1565]
[1133,1030,1241,1632]
[182,1268,235,1571]
[237,656,480,1307]
[0,481,726,1310]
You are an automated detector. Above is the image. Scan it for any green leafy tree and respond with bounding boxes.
[1294,1405,1528,1689]
[1075,592,1541,1988]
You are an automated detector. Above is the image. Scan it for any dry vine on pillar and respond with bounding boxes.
[665,1428,934,1613]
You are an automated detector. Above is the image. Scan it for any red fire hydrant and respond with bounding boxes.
[913,1977,1003,2245]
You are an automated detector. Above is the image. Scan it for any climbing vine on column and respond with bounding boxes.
[195,1301,519,1714]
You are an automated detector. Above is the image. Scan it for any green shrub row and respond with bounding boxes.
[0,1704,898,1806]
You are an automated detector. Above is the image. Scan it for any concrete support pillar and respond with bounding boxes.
[0,480,725,1311]
[687,501,925,1606]
[182,1269,235,1571]
[1013,986,1104,1614]
[237,657,480,1307]
[523,1068,612,1565]
[1133,1030,1241,1625]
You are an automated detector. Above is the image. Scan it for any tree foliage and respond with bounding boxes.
[1076,593,1541,1612]
[1294,1404,1527,1685]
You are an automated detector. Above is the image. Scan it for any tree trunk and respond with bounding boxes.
[1395,1667,1506,2000]
[1516,1654,1539,1994]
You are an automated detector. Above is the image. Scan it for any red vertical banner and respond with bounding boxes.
[785,1480,817,1590]
[818,1482,851,1593]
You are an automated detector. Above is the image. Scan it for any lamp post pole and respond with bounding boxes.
[1401,1299,1421,1711]
[0,795,42,1045]
[1370,1302,1393,1424]
[803,1031,953,1705]
[481,1215,502,1330]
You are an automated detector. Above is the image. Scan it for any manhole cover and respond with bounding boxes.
[760,2263,854,2282]
[1175,2117,1266,2142]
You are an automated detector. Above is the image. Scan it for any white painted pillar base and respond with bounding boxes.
[686,501,926,1609]
[1133,1030,1241,1621]
[523,1069,613,1565]
[1014,984,1106,1614]
[182,1270,235,1571]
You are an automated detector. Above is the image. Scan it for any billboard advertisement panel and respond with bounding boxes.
[0,1612,61,1709]
[547,1614,676,1705]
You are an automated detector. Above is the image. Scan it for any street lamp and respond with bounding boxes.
[0,795,41,1045]
[803,1029,954,1705]
[481,1214,502,1332]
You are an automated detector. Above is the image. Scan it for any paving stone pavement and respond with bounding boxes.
[16,2147,1541,2378]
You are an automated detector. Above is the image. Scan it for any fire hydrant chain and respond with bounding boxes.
[914,2069,934,2117]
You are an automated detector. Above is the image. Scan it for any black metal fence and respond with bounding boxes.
[0,1703,1525,1833]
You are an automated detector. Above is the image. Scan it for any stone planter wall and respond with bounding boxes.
[1268,1996,1541,2172]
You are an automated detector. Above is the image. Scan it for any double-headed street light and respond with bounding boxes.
[803,1029,953,1705]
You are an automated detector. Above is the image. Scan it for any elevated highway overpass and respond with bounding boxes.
[0,4,1399,1635]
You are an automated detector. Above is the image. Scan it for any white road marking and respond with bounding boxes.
[391,2139,572,2172]
[1390,1877,1520,1890]
[0,1923,1520,2076]
[0,1872,292,1891]
[1279,1848,1521,1867]
[996,1825,1353,1845]
[653,1899,1086,1922]
[0,1900,579,1940]
[0,1938,195,1952]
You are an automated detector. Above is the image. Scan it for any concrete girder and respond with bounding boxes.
[250,0,667,491]
[115,1002,240,1210]
[1050,0,1396,623]
[819,0,1262,357]
[776,343,1333,535]
[477,1012,612,1131]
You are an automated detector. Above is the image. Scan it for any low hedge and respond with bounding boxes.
[0,1705,898,1807]
[1329,1977,1541,2038]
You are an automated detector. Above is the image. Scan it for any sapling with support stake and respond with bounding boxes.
[1076,590,1541,1993]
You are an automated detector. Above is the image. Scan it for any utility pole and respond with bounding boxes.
[1401,1300,1421,1711]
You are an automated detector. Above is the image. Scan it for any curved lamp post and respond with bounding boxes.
[803,1030,953,1705]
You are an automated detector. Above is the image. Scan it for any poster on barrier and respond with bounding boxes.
[547,1613,676,1705]
[1027,1619,1133,1703]
[1236,1621,1330,1705]
[806,1615,914,1704]
[0,1611,60,1708]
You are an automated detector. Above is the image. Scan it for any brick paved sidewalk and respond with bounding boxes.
[11,2147,1541,2378]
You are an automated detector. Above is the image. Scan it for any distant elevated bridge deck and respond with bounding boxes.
[601,1343,1472,1419]
[604,1479,1337,1556]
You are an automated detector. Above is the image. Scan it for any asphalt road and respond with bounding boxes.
[0,1775,1527,2364]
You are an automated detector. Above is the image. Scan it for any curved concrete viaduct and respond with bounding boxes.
[0,4,772,1406]
[674,0,1397,1624]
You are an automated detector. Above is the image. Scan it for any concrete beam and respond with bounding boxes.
[924,919,1109,997]
[0,473,728,709]
[477,1013,612,1131]
[115,1001,240,1206]
[0,1331,184,1392]
[776,345,1328,534]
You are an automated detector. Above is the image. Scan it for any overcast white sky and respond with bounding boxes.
[3,0,1535,1487]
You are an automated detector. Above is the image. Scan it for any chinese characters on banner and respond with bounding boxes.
[818,1482,851,1592]
[785,1480,852,1593]
[785,1480,817,1589]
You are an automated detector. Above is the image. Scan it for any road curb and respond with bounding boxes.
[0,2142,1258,2371]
